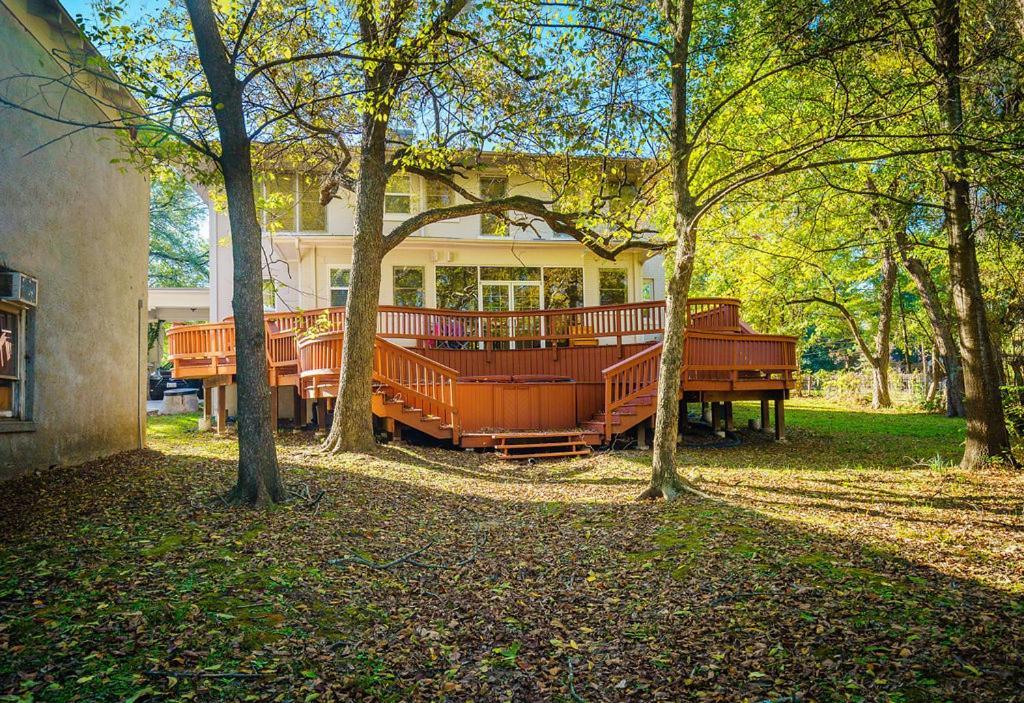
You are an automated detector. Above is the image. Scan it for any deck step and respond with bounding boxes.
[492,432,592,461]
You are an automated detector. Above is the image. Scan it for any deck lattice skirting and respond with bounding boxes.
[167,299,797,448]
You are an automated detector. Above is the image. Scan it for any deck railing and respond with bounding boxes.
[165,321,237,377]
[373,337,461,440]
[602,342,664,440]
[295,330,461,440]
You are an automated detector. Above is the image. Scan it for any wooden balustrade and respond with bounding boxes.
[602,342,664,440]
[373,337,461,440]
[166,322,236,377]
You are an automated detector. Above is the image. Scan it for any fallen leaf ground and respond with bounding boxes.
[1,398,1022,702]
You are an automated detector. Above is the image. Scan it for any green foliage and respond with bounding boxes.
[149,172,208,288]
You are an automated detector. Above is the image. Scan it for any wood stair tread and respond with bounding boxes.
[496,449,592,459]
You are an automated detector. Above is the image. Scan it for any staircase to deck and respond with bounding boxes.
[583,342,666,442]
[493,432,592,460]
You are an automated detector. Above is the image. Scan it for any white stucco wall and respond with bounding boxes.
[0,1,149,480]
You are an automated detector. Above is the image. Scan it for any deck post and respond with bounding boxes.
[724,402,734,431]
[774,397,785,441]
[216,385,227,434]
[760,399,770,432]
[316,399,328,432]
[679,401,688,431]
[701,401,710,423]
[636,419,649,450]
[270,386,279,433]
[710,402,721,432]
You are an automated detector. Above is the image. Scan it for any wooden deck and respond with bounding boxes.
[167,298,797,449]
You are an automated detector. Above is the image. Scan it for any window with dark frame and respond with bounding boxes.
[0,308,23,419]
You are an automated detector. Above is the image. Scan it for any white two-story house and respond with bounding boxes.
[206,159,666,321]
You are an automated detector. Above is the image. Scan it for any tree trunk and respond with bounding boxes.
[870,244,897,409]
[933,0,1015,468]
[643,0,700,500]
[186,0,283,504]
[893,228,966,416]
[323,117,389,453]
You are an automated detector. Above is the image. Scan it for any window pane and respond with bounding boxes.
[599,269,628,305]
[330,289,349,307]
[480,266,540,282]
[425,180,453,209]
[0,310,18,379]
[543,268,583,308]
[385,194,411,214]
[642,278,655,301]
[393,267,425,307]
[330,269,350,287]
[436,266,478,311]
[266,172,296,231]
[300,175,326,231]
[480,176,508,236]
[0,379,13,416]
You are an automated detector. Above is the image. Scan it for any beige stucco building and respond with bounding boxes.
[0,0,149,480]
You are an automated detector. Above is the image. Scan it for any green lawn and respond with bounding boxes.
[0,398,1021,702]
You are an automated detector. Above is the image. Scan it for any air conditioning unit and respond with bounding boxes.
[0,271,38,307]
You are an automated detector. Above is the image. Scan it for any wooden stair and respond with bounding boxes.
[372,388,453,440]
[493,432,592,460]
[581,391,658,438]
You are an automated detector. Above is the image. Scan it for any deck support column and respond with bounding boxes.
[724,402,735,431]
[679,401,688,431]
[202,382,213,429]
[774,398,786,441]
[701,401,711,424]
[216,385,227,434]
[710,402,721,432]
[316,399,328,433]
[636,419,649,450]
[760,399,770,433]
[270,386,279,434]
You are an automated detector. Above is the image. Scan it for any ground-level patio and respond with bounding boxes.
[0,399,1021,701]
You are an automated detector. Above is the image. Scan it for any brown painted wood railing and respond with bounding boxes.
[168,299,746,377]
[602,342,664,440]
[372,336,461,441]
[295,330,461,441]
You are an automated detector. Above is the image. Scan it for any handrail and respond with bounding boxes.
[602,342,663,441]
[372,336,461,441]
[294,331,461,441]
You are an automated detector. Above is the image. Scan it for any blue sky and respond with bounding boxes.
[62,0,158,23]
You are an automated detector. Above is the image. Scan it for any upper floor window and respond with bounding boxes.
[385,174,413,215]
[393,267,425,307]
[479,176,508,236]
[599,269,628,305]
[262,171,326,232]
[425,180,454,210]
[329,268,350,306]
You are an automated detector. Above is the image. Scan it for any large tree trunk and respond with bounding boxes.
[933,0,1015,468]
[186,0,283,504]
[643,0,700,500]
[323,117,389,453]
[893,228,966,416]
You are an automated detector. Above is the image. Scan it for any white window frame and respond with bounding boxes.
[328,267,351,307]
[598,268,629,306]
[384,173,414,219]
[478,175,509,238]
[0,303,28,423]
[261,171,328,234]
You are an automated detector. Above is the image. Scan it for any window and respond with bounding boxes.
[262,280,277,311]
[425,180,454,210]
[543,268,584,308]
[480,266,540,282]
[385,174,413,214]
[299,174,327,231]
[261,171,326,232]
[641,277,656,301]
[0,307,26,420]
[265,172,296,231]
[329,268,350,306]
[435,266,478,311]
[599,269,628,305]
[393,267,425,307]
[479,176,508,236]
